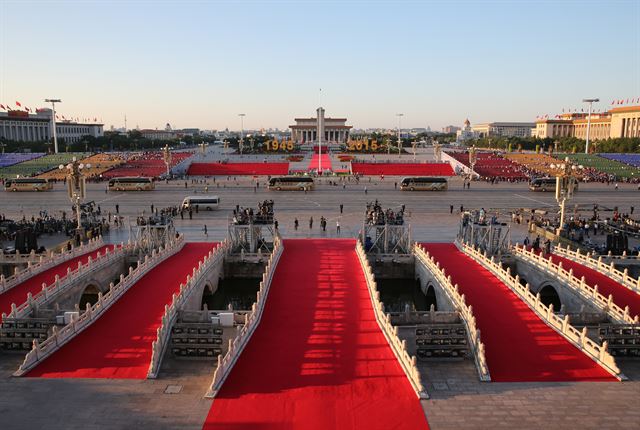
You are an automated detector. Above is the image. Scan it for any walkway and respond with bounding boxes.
[204,239,428,429]
[0,245,114,317]
[26,242,217,379]
[308,151,332,172]
[421,243,615,382]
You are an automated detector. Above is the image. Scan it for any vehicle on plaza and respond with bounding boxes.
[529,177,578,192]
[107,177,155,191]
[399,177,448,191]
[3,178,53,192]
[268,176,315,191]
[181,196,220,211]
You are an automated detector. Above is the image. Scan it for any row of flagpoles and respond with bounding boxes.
[0,101,101,123]
[536,97,639,120]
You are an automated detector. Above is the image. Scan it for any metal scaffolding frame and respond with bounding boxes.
[129,216,175,255]
[228,223,275,254]
[457,211,510,255]
[361,223,412,255]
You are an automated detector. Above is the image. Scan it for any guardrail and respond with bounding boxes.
[147,239,230,378]
[4,243,133,320]
[413,244,491,382]
[205,235,283,398]
[357,241,428,398]
[512,244,638,324]
[0,237,105,295]
[14,235,185,376]
[459,241,625,381]
[553,244,640,294]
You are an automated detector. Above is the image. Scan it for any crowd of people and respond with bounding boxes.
[365,200,405,225]
[231,200,274,225]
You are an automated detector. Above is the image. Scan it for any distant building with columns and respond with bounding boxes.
[290,107,352,143]
[532,105,640,139]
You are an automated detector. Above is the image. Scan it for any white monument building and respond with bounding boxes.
[290,107,352,144]
[456,118,476,142]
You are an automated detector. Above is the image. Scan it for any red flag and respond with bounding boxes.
[0,104,4,110]
[15,101,21,107]
[626,99,629,104]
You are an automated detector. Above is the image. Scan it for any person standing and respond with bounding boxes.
[274,219,279,230]
[336,221,341,235]
[294,218,299,231]
[339,204,343,214]
[203,225,208,236]
[450,204,454,214]
[364,186,368,194]
[115,204,119,214]
[309,216,313,230]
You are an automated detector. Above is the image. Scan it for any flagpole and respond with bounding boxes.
[45,98,61,154]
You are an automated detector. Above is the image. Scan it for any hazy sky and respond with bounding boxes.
[1,0,639,131]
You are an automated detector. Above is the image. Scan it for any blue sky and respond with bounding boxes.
[1,0,639,131]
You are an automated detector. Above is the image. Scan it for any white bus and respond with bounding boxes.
[181,196,220,211]
[108,177,155,191]
[400,177,448,191]
[268,176,314,191]
[4,178,53,192]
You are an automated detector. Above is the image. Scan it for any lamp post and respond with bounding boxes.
[396,113,404,157]
[549,157,583,235]
[434,141,442,163]
[45,99,61,154]
[468,145,477,183]
[200,142,206,158]
[162,144,172,178]
[59,157,90,238]
[582,98,599,154]
[238,113,246,155]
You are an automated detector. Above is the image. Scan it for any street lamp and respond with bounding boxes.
[549,157,583,235]
[396,113,404,157]
[468,145,477,183]
[59,157,90,238]
[45,99,61,154]
[238,113,246,155]
[433,141,442,163]
[582,98,599,154]
[162,144,172,178]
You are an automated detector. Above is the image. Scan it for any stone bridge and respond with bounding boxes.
[413,255,456,312]
[507,255,601,314]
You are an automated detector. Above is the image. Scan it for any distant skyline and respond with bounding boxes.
[1,0,639,131]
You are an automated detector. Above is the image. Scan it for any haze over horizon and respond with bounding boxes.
[1,0,638,132]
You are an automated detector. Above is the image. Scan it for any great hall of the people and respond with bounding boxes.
[533,105,640,140]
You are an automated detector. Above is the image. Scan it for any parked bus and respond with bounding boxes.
[4,178,53,192]
[107,177,155,191]
[399,177,448,191]
[181,196,220,211]
[268,176,315,191]
[529,177,579,192]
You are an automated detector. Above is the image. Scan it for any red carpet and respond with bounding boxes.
[351,162,454,176]
[0,245,114,318]
[549,253,640,320]
[421,243,615,382]
[26,242,217,379]
[187,162,289,176]
[308,152,332,172]
[204,239,428,429]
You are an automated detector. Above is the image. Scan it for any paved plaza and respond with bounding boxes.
[1,178,639,428]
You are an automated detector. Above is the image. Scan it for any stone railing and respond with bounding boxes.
[205,235,283,398]
[512,244,638,324]
[357,241,429,398]
[553,244,640,294]
[459,241,625,381]
[0,236,105,295]
[147,239,230,378]
[4,243,133,320]
[413,244,491,382]
[14,235,185,376]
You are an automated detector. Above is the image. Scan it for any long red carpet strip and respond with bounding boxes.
[0,245,114,318]
[308,152,332,172]
[204,239,428,429]
[26,242,217,379]
[549,253,640,320]
[351,162,454,176]
[421,243,615,382]
[187,162,289,176]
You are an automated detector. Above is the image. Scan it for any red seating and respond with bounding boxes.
[103,151,193,178]
[351,162,454,176]
[187,162,290,176]
[447,151,528,179]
